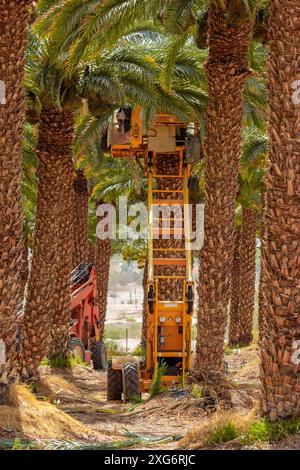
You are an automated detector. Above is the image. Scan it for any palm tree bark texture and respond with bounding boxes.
[258,191,267,339]
[238,208,257,346]
[141,257,149,347]
[48,112,75,360]
[229,229,241,347]
[22,108,74,376]
[73,169,89,267]
[260,0,300,421]
[96,203,112,341]
[0,0,32,382]
[195,8,253,383]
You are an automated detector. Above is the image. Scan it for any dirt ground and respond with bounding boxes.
[1,345,299,450]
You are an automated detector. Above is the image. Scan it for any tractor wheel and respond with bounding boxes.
[122,362,141,401]
[69,337,86,362]
[91,341,107,370]
[107,361,122,401]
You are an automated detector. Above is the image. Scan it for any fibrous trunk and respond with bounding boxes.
[48,111,75,359]
[95,205,112,340]
[260,0,300,421]
[195,9,253,383]
[73,170,89,267]
[238,208,257,346]
[228,229,241,347]
[88,242,96,263]
[22,108,74,376]
[258,191,267,339]
[141,258,148,347]
[0,1,32,383]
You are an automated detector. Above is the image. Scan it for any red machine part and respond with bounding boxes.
[69,265,102,365]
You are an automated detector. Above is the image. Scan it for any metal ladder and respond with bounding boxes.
[147,151,193,380]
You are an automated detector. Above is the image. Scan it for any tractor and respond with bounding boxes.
[107,108,196,400]
[69,262,107,370]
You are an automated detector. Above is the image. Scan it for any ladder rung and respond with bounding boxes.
[154,248,186,251]
[153,258,186,266]
[153,175,184,178]
[152,190,183,193]
[153,227,183,235]
[152,199,184,206]
[157,352,186,358]
[154,275,186,279]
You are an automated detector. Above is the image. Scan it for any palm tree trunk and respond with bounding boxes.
[195,9,253,383]
[141,258,148,347]
[95,207,112,340]
[258,191,267,339]
[238,208,257,346]
[48,112,75,360]
[73,170,89,267]
[260,0,300,421]
[229,229,241,347]
[22,108,74,377]
[0,0,32,383]
[20,233,30,295]
[88,242,96,263]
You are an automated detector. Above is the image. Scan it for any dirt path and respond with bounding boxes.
[3,345,298,449]
[34,346,261,449]
[38,365,209,449]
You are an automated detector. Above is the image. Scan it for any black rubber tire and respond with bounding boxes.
[122,362,141,401]
[91,341,107,370]
[69,337,86,362]
[107,361,122,401]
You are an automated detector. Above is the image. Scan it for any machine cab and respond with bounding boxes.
[109,107,199,161]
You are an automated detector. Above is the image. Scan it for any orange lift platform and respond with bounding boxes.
[107,107,195,399]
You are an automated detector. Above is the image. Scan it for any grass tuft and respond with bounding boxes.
[41,355,87,369]
[150,361,168,398]
[181,405,300,449]
[243,417,300,445]
[191,384,204,399]
[209,422,239,444]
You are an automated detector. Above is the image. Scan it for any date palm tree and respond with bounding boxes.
[194,4,257,383]
[0,0,34,383]
[260,0,300,421]
[94,199,113,341]
[228,227,242,346]
[229,128,267,346]
[21,34,78,375]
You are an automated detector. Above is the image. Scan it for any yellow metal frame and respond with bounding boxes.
[144,150,194,389]
[111,108,194,391]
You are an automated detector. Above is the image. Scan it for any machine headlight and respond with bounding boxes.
[159,316,166,323]
[175,316,181,324]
